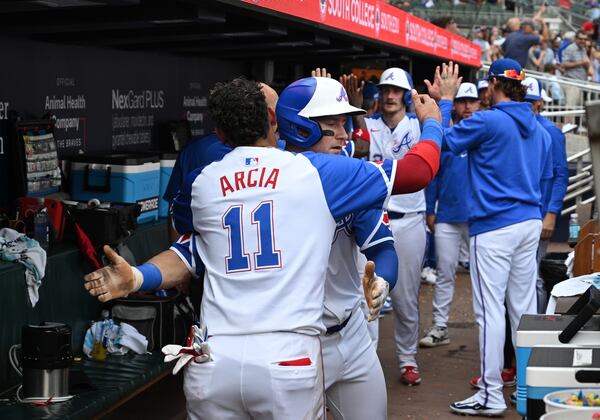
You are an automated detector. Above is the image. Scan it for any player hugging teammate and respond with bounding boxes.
[84,57,567,419]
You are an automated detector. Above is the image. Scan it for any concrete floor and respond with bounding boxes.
[109,266,536,420]
[379,268,521,420]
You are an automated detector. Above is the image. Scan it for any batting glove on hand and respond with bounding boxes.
[162,326,211,375]
[362,261,390,321]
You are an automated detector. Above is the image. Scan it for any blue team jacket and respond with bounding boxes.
[443,101,553,236]
[536,114,569,215]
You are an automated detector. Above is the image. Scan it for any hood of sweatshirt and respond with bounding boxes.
[492,101,536,138]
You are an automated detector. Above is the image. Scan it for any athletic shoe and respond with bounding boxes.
[469,368,516,389]
[400,366,422,386]
[458,261,470,272]
[509,391,516,406]
[420,267,437,285]
[419,325,450,347]
[450,396,506,417]
[380,297,393,314]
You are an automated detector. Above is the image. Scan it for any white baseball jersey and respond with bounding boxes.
[170,146,396,336]
[324,209,393,326]
[366,113,425,213]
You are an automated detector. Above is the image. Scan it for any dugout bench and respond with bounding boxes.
[0,221,173,419]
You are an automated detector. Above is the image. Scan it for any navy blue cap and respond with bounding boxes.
[488,58,525,81]
[363,81,379,101]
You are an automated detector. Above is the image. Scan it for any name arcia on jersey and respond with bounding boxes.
[220,167,279,196]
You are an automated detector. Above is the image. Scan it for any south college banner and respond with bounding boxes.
[240,0,481,67]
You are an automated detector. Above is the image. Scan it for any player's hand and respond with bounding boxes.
[541,212,557,240]
[412,90,441,123]
[438,61,462,100]
[84,245,137,303]
[426,214,436,233]
[424,65,442,102]
[311,67,331,78]
[340,74,364,108]
[362,261,390,322]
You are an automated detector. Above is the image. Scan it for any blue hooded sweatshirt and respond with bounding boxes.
[443,101,553,236]
[536,114,568,215]
[426,99,469,223]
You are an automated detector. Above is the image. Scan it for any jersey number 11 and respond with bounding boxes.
[223,200,282,273]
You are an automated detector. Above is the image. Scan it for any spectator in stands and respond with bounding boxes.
[562,30,591,108]
[562,30,592,81]
[557,32,575,63]
[472,27,492,63]
[544,63,565,105]
[582,21,597,43]
[431,16,461,35]
[587,1,600,20]
[528,40,554,71]
[506,17,521,34]
[501,5,549,68]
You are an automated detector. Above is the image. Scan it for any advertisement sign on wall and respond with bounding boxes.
[240,0,481,67]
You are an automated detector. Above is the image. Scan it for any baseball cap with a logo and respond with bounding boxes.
[455,83,479,100]
[522,77,552,102]
[477,78,489,91]
[488,58,525,81]
[377,67,413,91]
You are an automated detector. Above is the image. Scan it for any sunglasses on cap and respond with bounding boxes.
[491,69,525,81]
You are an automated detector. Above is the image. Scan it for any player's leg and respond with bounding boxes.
[468,229,512,409]
[535,238,550,314]
[421,222,463,347]
[256,333,324,420]
[507,220,542,349]
[325,307,387,420]
[184,335,248,420]
[389,213,426,384]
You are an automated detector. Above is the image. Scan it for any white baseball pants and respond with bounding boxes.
[322,307,387,420]
[184,332,324,420]
[389,212,426,368]
[470,219,542,409]
[432,222,470,328]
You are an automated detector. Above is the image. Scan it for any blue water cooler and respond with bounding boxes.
[158,153,177,218]
[70,154,160,223]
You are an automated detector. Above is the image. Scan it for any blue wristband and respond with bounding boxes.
[137,263,163,291]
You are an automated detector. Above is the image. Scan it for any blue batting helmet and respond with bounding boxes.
[276,77,365,148]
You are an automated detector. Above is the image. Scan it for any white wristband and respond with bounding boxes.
[131,266,143,292]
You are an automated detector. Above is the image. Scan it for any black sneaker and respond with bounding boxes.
[450,397,506,417]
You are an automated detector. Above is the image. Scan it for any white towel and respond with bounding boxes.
[0,228,46,307]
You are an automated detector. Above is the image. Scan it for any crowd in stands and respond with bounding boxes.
[428,3,600,87]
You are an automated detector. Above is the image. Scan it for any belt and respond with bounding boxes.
[325,312,352,335]
[387,211,424,220]
[388,211,406,220]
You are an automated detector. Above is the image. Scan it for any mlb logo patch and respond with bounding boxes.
[245,157,259,166]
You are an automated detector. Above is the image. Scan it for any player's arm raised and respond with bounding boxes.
[84,245,192,303]
[390,90,442,194]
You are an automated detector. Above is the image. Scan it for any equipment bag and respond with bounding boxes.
[106,290,196,351]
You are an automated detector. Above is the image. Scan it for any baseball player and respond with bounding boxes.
[436,59,552,417]
[84,78,444,419]
[355,66,426,385]
[420,82,479,348]
[277,76,398,420]
[477,78,490,110]
[523,76,569,312]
